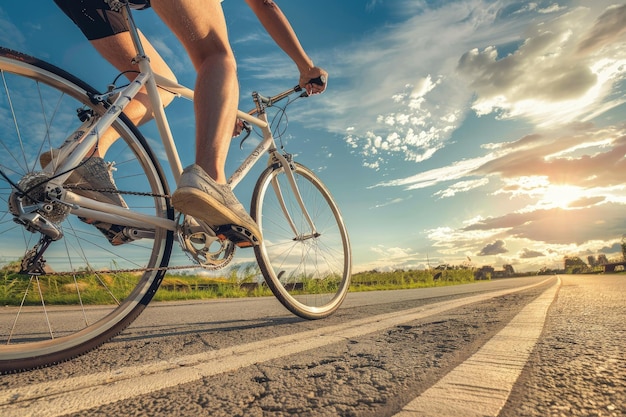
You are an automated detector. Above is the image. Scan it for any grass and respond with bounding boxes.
[0,270,142,305]
[0,267,479,306]
[154,276,274,301]
[350,268,476,291]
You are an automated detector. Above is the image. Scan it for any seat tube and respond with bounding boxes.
[121,3,184,181]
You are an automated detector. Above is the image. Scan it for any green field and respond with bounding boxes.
[0,264,477,306]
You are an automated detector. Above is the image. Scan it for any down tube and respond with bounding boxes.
[48,72,148,187]
[229,119,273,189]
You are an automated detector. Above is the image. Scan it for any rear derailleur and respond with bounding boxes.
[9,172,70,274]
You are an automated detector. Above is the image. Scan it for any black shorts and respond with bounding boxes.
[54,0,151,41]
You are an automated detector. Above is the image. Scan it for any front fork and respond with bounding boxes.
[269,152,318,240]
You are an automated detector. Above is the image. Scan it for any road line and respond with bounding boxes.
[394,277,561,417]
[0,278,555,417]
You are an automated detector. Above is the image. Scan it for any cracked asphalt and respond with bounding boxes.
[500,275,625,417]
[2,275,623,417]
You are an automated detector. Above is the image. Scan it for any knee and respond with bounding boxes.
[194,47,237,73]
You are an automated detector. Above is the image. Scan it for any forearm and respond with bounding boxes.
[245,0,314,71]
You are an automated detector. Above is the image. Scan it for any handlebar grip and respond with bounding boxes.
[309,75,326,86]
[295,75,327,97]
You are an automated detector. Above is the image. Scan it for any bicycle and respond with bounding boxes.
[0,2,351,373]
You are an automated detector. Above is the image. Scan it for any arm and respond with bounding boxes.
[244,0,328,94]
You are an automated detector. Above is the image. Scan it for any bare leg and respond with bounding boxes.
[90,30,177,156]
[151,0,238,184]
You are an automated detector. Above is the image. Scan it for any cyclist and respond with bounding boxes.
[51,0,328,245]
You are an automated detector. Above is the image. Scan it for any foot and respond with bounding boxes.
[40,150,128,208]
[40,150,131,245]
[171,164,261,245]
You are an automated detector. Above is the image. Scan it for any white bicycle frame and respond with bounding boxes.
[44,3,315,238]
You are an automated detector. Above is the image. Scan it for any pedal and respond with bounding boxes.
[215,224,260,248]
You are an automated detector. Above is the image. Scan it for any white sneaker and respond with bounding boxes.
[40,150,128,208]
[171,164,261,245]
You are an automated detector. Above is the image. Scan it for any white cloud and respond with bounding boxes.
[372,197,407,209]
[434,177,490,199]
[519,248,545,258]
[457,4,626,127]
[313,0,510,169]
[310,1,626,171]
[355,244,427,272]
[399,121,626,271]
[372,154,496,190]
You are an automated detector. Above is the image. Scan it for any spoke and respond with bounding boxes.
[62,230,90,326]
[35,276,55,339]
[6,279,31,345]
[0,50,175,371]
[33,80,64,173]
[58,225,123,305]
[1,70,28,173]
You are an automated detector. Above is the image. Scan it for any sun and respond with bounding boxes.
[536,183,590,210]
[502,176,592,210]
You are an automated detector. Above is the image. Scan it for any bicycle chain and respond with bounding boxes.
[45,185,229,276]
[44,263,203,277]
[64,184,171,200]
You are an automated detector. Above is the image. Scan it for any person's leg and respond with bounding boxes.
[151,0,238,184]
[152,0,260,243]
[90,30,177,156]
[53,0,176,156]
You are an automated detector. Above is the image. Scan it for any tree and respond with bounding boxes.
[564,256,588,274]
[587,255,597,267]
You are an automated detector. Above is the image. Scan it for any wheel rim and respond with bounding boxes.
[254,163,351,318]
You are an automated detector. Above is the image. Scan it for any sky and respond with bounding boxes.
[1,1,625,273]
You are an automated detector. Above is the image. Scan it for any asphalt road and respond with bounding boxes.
[1,275,624,417]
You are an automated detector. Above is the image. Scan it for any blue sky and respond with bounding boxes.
[2,1,625,273]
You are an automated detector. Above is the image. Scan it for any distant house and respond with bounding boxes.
[475,264,515,280]
[475,266,494,280]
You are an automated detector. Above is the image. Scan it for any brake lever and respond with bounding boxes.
[238,121,253,149]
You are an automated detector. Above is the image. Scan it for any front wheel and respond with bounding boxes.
[252,161,351,319]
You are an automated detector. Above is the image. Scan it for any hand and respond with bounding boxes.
[299,66,328,95]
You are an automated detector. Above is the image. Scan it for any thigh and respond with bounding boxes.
[91,30,176,82]
[150,0,233,69]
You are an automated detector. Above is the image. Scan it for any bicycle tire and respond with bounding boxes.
[251,161,351,319]
[0,47,174,373]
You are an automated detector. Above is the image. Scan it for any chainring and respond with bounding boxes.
[176,214,236,270]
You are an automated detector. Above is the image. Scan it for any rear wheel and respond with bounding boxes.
[0,48,173,372]
[252,161,351,319]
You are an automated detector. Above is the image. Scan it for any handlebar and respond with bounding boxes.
[248,76,326,116]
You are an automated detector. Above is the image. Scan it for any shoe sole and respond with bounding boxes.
[172,187,261,241]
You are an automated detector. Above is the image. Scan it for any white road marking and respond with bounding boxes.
[394,277,560,417]
[0,278,555,417]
